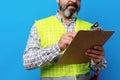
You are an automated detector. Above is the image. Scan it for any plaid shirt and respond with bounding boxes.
[23,13,107,71]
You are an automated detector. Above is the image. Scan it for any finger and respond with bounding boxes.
[85,52,104,62]
[63,36,73,42]
[59,39,71,50]
[93,46,104,51]
[87,49,104,56]
[64,38,73,45]
[93,57,103,64]
[85,52,99,59]
[66,32,77,38]
[85,52,92,59]
[62,34,73,39]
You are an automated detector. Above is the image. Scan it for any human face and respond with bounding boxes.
[57,0,81,18]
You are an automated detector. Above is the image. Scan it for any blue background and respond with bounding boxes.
[0,0,120,80]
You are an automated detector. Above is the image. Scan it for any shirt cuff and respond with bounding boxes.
[49,43,61,62]
[54,43,61,52]
[90,58,107,72]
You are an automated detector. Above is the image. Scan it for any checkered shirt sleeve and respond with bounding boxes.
[23,24,61,70]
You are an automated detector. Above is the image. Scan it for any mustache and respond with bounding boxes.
[66,3,78,10]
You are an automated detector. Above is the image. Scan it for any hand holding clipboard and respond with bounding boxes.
[57,22,114,64]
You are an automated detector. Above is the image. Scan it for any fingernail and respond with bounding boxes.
[87,50,91,52]
[94,46,97,49]
[85,52,88,55]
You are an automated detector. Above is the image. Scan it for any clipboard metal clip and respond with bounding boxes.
[91,22,102,30]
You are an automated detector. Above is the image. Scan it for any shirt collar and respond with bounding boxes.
[55,12,76,26]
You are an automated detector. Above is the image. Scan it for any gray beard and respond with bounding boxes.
[62,9,77,18]
[63,9,77,19]
[59,3,79,19]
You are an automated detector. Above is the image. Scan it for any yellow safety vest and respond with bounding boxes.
[35,16,92,78]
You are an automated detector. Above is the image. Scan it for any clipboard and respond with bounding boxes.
[57,30,114,64]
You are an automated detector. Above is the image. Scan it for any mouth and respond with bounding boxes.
[67,5,77,13]
[68,5,76,10]
[67,3,78,10]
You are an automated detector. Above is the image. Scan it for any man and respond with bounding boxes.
[23,0,107,80]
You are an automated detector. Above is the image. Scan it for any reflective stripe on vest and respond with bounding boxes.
[35,16,92,78]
